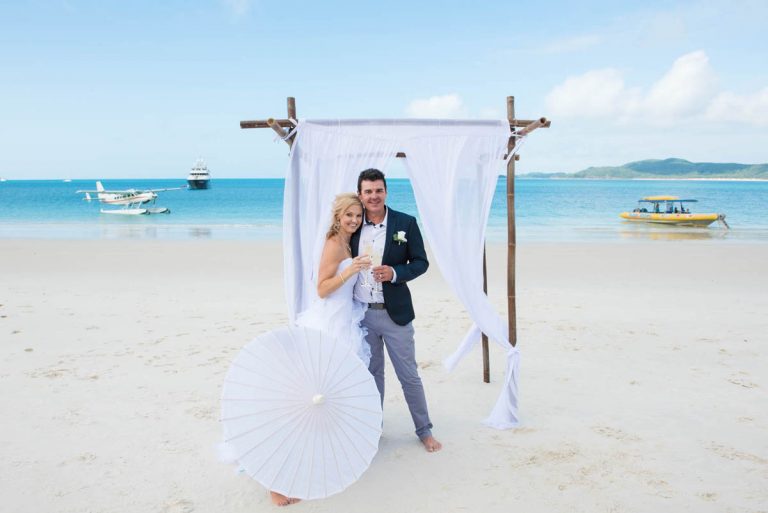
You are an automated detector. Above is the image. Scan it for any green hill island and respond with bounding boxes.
[523,158,768,180]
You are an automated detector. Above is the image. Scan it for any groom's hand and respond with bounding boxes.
[372,265,393,283]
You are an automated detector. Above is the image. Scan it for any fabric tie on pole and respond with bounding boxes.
[482,347,520,429]
[503,133,528,165]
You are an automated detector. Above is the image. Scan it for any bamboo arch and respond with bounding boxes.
[241,96,550,383]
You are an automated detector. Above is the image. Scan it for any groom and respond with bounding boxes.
[351,168,442,452]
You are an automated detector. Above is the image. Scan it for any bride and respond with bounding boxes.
[297,192,373,365]
[269,193,371,506]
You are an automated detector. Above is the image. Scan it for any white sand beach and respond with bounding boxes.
[1,239,766,513]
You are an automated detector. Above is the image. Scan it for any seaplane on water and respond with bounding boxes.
[76,181,186,215]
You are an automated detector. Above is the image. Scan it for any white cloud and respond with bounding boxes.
[222,0,250,16]
[545,68,640,119]
[643,51,718,119]
[406,94,465,118]
[706,88,768,126]
[546,50,764,126]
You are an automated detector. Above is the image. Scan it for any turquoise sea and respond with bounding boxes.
[1,178,767,242]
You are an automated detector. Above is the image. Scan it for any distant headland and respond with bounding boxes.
[522,158,768,180]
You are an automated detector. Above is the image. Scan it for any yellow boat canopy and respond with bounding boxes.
[640,196,698,202]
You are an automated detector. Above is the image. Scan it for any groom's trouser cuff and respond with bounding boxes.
[416,424,433,440]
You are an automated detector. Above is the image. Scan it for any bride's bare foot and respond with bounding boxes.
[420,435,442,452]
[270,491,301,507]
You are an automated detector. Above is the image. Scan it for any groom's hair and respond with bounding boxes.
[357,168,387,193]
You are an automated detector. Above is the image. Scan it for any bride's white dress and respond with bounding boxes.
[296,258,371,367]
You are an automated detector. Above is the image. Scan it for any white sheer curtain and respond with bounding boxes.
[283,119,521,428]
[400,126,521,429]
[284,122,399,320]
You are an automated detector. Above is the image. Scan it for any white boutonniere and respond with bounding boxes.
[393,231,407,245]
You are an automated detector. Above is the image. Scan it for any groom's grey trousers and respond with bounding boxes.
[362,308,433,439]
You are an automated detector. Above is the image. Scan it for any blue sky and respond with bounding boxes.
[1,0,766,179]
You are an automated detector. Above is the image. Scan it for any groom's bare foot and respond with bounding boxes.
[270,491,300,507]
[420,435,442,452]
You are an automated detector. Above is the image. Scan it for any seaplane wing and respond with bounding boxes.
[76,189,133,194]
[76,186,187,194]
[144,186,188,192]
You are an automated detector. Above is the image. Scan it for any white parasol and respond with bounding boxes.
[220,326,382,500]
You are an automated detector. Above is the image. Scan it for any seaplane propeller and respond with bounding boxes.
[717,214,730,230]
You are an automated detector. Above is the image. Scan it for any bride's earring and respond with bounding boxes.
[333,221,341,231]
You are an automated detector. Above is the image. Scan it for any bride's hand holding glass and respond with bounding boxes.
[348,255,372,274]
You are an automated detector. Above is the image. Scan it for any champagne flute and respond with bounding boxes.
[361,242,374,289]
[370,249,383,291]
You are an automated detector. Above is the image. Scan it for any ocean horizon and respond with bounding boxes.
[2,178,767,243]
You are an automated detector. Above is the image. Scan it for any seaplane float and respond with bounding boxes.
[620,196,729,228]
[76,181,186,215]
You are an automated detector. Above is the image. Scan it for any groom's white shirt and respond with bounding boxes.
[354,208,396,304]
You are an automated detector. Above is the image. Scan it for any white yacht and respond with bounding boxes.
[187,158,211,189]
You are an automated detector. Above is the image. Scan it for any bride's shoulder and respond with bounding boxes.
[320,236,346,263]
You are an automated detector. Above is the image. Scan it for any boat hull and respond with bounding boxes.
[187,179,210,190]
[620,212,718,226]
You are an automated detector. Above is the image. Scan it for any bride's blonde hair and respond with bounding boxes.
[326,193,363,240]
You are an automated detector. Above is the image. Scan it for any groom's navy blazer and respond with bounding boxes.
[351,207,429,326]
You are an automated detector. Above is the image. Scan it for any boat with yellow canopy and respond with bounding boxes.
[620,196,729,228]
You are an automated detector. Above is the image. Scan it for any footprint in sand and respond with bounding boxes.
[185,405,215,420]
[708,443,768,464]
[727,375,758,388]
[78,452,97,463]
[592,425,641,442]
[646,479,674,498]
[162,499,195,513]
[27,367,72,379]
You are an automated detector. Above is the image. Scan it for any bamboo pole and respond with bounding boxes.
[241,118,547,130]
[266,118,289,141]
[517,117,548,138]
[512,119,551,128]
[482,246,490,382]
[507,96,517,348]
[241,119,297,129]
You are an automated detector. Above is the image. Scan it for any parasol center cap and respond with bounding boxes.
[312,394,325,405]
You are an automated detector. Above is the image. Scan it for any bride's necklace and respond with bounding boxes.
[341,239,352,256]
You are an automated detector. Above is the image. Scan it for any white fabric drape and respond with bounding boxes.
[284,124,398,320]
[283,119,521,428]
[400,130,521,429]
